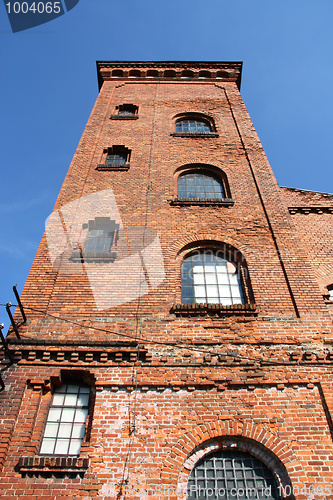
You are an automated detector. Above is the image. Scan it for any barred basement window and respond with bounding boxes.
[40,384,90,456]
[181,250,245,306]
[178,172,225,200]
[187,450,281,500]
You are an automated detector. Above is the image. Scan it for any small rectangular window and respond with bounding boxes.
[106,153,127,166]
[96,145,131,171]
[118,104,138,116]
[110,104,139,120]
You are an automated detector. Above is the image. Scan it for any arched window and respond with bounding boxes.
[178,171,225,200]
[176,118,212,133]
[181,250,245,306]
[327,285,333,301]
[187,449,281,500]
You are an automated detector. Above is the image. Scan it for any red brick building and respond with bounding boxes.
[1,61,332,500]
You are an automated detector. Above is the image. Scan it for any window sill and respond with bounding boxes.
[171,303,257,316]
[96,163,130,171]
[17,456,89,476]
[171,132,219,138]
[170,197,234,206]
[110,115,139,120]
[70,251,117,263]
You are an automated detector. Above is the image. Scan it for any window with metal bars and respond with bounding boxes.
[181,250,245,306]
[187,450,281,500]
[40,384,90,456]
[176,118,212,133]
[327,285,333,301]
[178,172,225,200]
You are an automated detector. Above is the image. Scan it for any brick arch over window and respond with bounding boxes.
[326,283,333,301]
[176,240,255,306]
[317,273,333,294]
[175,164,231,201]
[160,421,302,496]
[165,235,254,284]
[171,234,251,260]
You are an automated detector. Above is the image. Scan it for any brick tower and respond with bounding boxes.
[1,61,332,500]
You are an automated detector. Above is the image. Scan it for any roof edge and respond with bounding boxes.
[96,60,243,90]
[280,186,333,197]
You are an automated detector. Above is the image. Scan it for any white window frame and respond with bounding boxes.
[40,384,90,456]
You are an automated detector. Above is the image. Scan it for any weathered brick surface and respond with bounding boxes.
[1,62,332,499]
[280,187,333,295]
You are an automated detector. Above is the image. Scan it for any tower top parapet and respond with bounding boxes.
[96,60,242,90]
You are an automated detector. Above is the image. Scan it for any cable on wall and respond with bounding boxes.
[1,303,306,367]
[215,84,300,319]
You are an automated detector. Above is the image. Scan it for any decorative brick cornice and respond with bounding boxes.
[17,456,89,476]
[288,206,333,215]
[99,381,322,392]
[97,61,242,90]
[170,197,234,207]
[171,302,257,316]
[1,342,332,368]
[5,346,148,365]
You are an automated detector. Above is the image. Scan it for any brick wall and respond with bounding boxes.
[1,62,332,499]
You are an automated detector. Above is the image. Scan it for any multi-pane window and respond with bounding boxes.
[187,450,281,500]
[40,384,90,456]
[181,251,244,306]
[85,228,115,253]
[106,153,127,166]
[178,172,225,199]
[176,119,212,133]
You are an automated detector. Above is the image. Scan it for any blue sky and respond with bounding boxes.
[0,0,332,333]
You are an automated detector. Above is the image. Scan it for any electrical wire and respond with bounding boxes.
[2,303,298,366]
